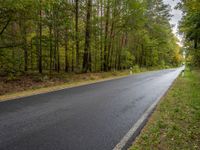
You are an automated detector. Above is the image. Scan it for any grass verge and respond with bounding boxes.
[0,71,129,102]
[0,67,165,102]
[130,69,200,150]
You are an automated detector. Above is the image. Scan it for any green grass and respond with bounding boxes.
[130,69,200,150]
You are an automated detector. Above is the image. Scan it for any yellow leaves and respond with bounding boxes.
[186,0,200,12]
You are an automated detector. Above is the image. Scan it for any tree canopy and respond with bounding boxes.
[178,0,200,66]
[0,0,182,75]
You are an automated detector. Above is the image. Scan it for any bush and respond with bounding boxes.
[6,74,18,82]
[132,65,141,73]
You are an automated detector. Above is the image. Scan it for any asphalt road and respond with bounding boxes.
[0,68,183,150]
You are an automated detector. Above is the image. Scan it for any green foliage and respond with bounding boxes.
[132,65,140,73]
[0,0,182,75]
[178,0,200,67]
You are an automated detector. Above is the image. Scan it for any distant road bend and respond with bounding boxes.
[0,68,183,150]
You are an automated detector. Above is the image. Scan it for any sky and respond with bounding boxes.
[163,0,183,42]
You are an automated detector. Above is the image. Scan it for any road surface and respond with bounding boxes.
[0,68,182,150]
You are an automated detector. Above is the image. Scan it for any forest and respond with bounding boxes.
[178,0,200,67]
[0,0,182,76]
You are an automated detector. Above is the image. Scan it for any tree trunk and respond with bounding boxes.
[107,21,114,70]
[103,0,110,71]
[118,35,125,70]
[75,0,80,72]
[49,25,53,74]
[20,20,28,72]
[100,0,103,71]
[194,34,198,49]
[38,0,43,74]
[83,0,92,72]
[55,27,60,73]
[23,30,28,72]
[65,28,69,72]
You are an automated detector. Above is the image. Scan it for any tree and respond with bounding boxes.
[178,0,200,66]
[75,0,80,72]
[83,0,92,72]
[0,0,182,75]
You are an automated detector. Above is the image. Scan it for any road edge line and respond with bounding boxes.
[113,69,183,150]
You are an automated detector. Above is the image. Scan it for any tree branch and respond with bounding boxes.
[0,17,11,36]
